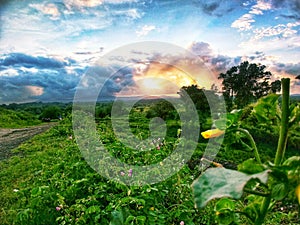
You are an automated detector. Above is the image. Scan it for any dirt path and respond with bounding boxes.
[0,123,57,161]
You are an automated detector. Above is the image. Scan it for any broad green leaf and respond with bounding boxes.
[215,210,235,225]
[252,94,280,124]
[238,158,265,174]
[215,198,235,211]
[271,183,288,200]
[192,168,270,208]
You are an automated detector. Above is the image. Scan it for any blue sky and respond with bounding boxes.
[0,0,300,103]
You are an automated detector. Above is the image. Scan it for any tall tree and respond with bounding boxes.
[218,61,281,109]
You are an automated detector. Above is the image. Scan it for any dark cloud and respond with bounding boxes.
[188,42,213,57]
[192,0,241,17]
[272,0,300,20]
[0,53,136,103]
[0,53,67,69]
[189,41,242,73]
[211,55,242,72]
[0,53,83,103]
[272,62,300,75]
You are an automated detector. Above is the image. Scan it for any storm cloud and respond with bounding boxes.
[193,0,241,17]
[0,52,139,103]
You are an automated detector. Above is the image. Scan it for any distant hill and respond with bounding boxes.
[290,94,300,102]
[0,107,42,128]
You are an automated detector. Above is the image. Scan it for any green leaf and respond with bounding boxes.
[214,198,237,225]
[271,183,288,200]
[214,118,227,130]
[252,94,280,124]
[238,158,265,174]
[192,168,270,208]
[289,104,300,127]
[86,205,101,214]
[215,198,235,211]
[110,210,124,225]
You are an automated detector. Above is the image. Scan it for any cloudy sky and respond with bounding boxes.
[0,0,300,103]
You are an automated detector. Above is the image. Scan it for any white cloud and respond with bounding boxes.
[232,0,272,31]
[253,22,300,40]
[104,0,138,3]
[64,0,103,8]
[113,8,142,20]
[136,25,156,37]
[30,3,60,20]
[250,0,272,15]
[231,14,255,31]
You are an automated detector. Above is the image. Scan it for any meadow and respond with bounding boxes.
[0,84,299,224]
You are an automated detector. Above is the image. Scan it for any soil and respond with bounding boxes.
[0,123,57,161]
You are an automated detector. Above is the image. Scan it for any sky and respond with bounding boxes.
[0,0,300,103]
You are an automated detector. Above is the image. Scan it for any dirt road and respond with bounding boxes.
[0,123,57,161]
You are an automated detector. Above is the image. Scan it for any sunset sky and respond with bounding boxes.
[0,0,300,103]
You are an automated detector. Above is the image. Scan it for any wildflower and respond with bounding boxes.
[56,206,61,211]
[128,169,133,177]
[156,145,160,150]
[13,189,19,192]
[201,129,224,139]
[120,171,125,176]
[180,221,184,225]
[150,207,154,211]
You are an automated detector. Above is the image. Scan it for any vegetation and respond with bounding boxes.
[218,61,281,110]
[0,107,41,128]
[0,62,299,224]
[193,79,300,225]
[0,102,71,128]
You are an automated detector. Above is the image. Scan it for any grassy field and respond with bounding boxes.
[0,97,299,225]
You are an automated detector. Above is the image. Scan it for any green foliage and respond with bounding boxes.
[218,61,281,109]
[192,79,300,225]
[192,168,269,208]
[0,85,299,224]
[0,107,41,128]
[39,105,62,120]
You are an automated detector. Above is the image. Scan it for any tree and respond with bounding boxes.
[218,61,281,109]
[39,106,61,121]
[178,85,220,126]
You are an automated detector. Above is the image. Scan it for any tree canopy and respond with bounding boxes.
[218,61,281,109]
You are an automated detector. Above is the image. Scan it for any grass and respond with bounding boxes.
[0,107,41,128]
[0,111,299,224]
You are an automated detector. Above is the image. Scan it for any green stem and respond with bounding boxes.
[243,188,270,197]
[237,128,262,164]
[274,78,290,166]
[255,196,271,225]
[255,78,291,225]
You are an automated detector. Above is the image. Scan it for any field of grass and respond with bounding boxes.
[0,95,299,225]
[0,107,42,128]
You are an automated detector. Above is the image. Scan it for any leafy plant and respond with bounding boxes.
[193,78,300,224]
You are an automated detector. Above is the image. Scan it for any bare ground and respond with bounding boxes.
[0,123,57,161]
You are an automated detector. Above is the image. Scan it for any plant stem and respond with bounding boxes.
[243,188,270,197]
[255,195,271,225]
[255,78,290,225]
[274,78,290,166]
[237,128,262,164]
